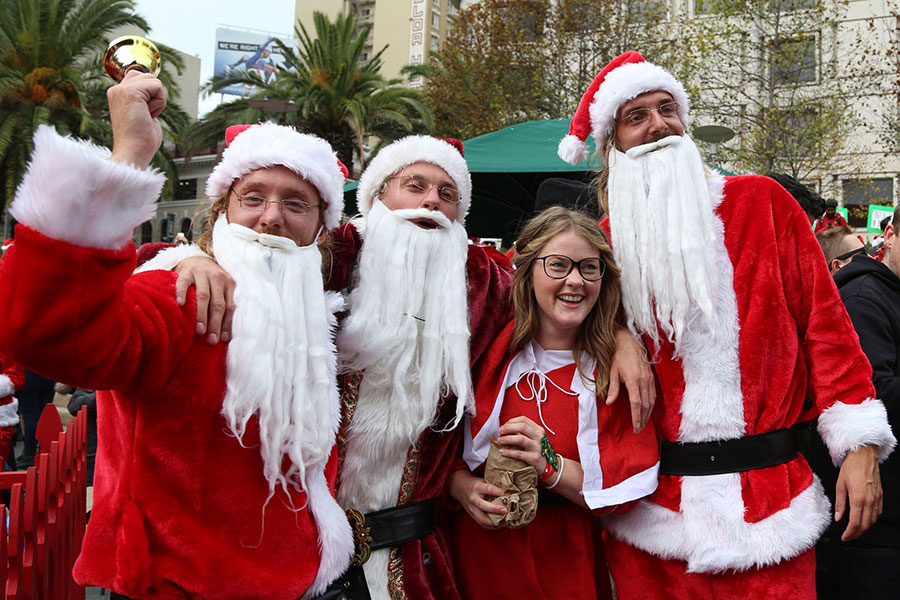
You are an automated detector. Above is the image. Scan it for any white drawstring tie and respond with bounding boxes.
[513,365,578,436]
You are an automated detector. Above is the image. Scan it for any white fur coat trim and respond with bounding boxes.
[11,125,164,250]
[674,179,744,442]
[0,397,18,427]
[817,398,896,465]
[0,375,13,398]
[134,243,209,274]
[605,473,831,572]
[302,290,352,597]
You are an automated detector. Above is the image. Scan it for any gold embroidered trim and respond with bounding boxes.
[336,370,363,475]
[387,546,407,600]
[386,435,425,597]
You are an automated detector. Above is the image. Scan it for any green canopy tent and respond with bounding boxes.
[343,119,597,244]
[343,119,734,244]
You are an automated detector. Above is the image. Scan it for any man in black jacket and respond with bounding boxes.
[814,205,900,599]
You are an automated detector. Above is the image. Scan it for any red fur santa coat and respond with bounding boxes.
[604,175,896,572]
[0,127,350,599]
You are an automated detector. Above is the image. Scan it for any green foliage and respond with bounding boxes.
[187,11,432,177]
[425,0,674,139]
[0,0,188,206]
[672,0,883,184]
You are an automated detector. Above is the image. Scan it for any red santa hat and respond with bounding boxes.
[558,51,691,165]
[355,135,472,224]
[205,123,348,230]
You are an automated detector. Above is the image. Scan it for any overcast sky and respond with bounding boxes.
[134,0,296,115]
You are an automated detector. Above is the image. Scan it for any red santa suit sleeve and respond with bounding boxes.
[0,126,346,600]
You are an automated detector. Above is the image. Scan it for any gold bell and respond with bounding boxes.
[104,35,161,81]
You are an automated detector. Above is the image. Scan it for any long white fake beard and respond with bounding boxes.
[338,200,472,440]
[212,214,338,500]
[607,134,722,356]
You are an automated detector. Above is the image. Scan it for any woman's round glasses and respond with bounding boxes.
[536,255,605,281]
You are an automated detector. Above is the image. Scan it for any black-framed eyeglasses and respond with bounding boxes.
[389,174,460,204]
[231,190,320,216]
[536,255,606,281]
[618,101,680,128]
[835,246,866,262]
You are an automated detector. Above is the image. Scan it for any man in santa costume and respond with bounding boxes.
[558,51,896,598]
[0,71,353,599]
[327,135,514,599]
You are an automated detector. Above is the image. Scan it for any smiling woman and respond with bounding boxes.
[447,206,660,600]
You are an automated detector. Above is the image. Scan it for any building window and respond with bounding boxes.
[769,0,815,11]
[174,178,197,200]
[160,213,175,243]
[516,0,547,42]
[431,34,440,51]
[627,0,666,21]
[843,178,894,228]
[432,12,441,28]
[770,36,817,85]
[180,218,193,242]
[140,222,153,245]
[694,0,715,15]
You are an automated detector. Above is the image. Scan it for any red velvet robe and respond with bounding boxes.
[330,223,514,599]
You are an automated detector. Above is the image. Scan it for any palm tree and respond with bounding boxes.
[0,0,190,208]
[186,11,432,177]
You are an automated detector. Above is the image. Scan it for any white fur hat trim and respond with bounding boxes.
[205,123,346,230]
[355,135,471,224]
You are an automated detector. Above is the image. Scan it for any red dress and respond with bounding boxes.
[450,325,660,600]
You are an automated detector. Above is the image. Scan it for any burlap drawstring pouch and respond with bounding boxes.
[484,436,538,528]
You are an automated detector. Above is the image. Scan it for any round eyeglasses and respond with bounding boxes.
[389,174,460,204]
[536,255,606,281]
[231,191,320,216]
[618,101,680,128]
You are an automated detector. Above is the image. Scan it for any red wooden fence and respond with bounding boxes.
[0,404,88,599]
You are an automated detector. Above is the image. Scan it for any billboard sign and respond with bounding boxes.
[214,28,290,97]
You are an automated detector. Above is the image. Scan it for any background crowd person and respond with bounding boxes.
[816,198,850,233]
[448,207,659,600]
[0,70,354,599]
[557,50,895,599]
[816,225,866,275]
[767,172,826,227]
[0,350,24,468]
[809,205,900,599]
[66,388,97,485]
[17,369,55,467]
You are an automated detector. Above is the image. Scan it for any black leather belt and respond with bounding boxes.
[310,499,437,600]
[659,428,798,476]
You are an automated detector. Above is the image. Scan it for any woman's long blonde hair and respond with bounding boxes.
[509,206,621,394]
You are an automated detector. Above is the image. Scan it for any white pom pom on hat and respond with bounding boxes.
[356,135,472,224]
[557,51,691,165]
[205,123,348,230]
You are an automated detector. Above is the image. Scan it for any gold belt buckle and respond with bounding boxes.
[346,508,373,566]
